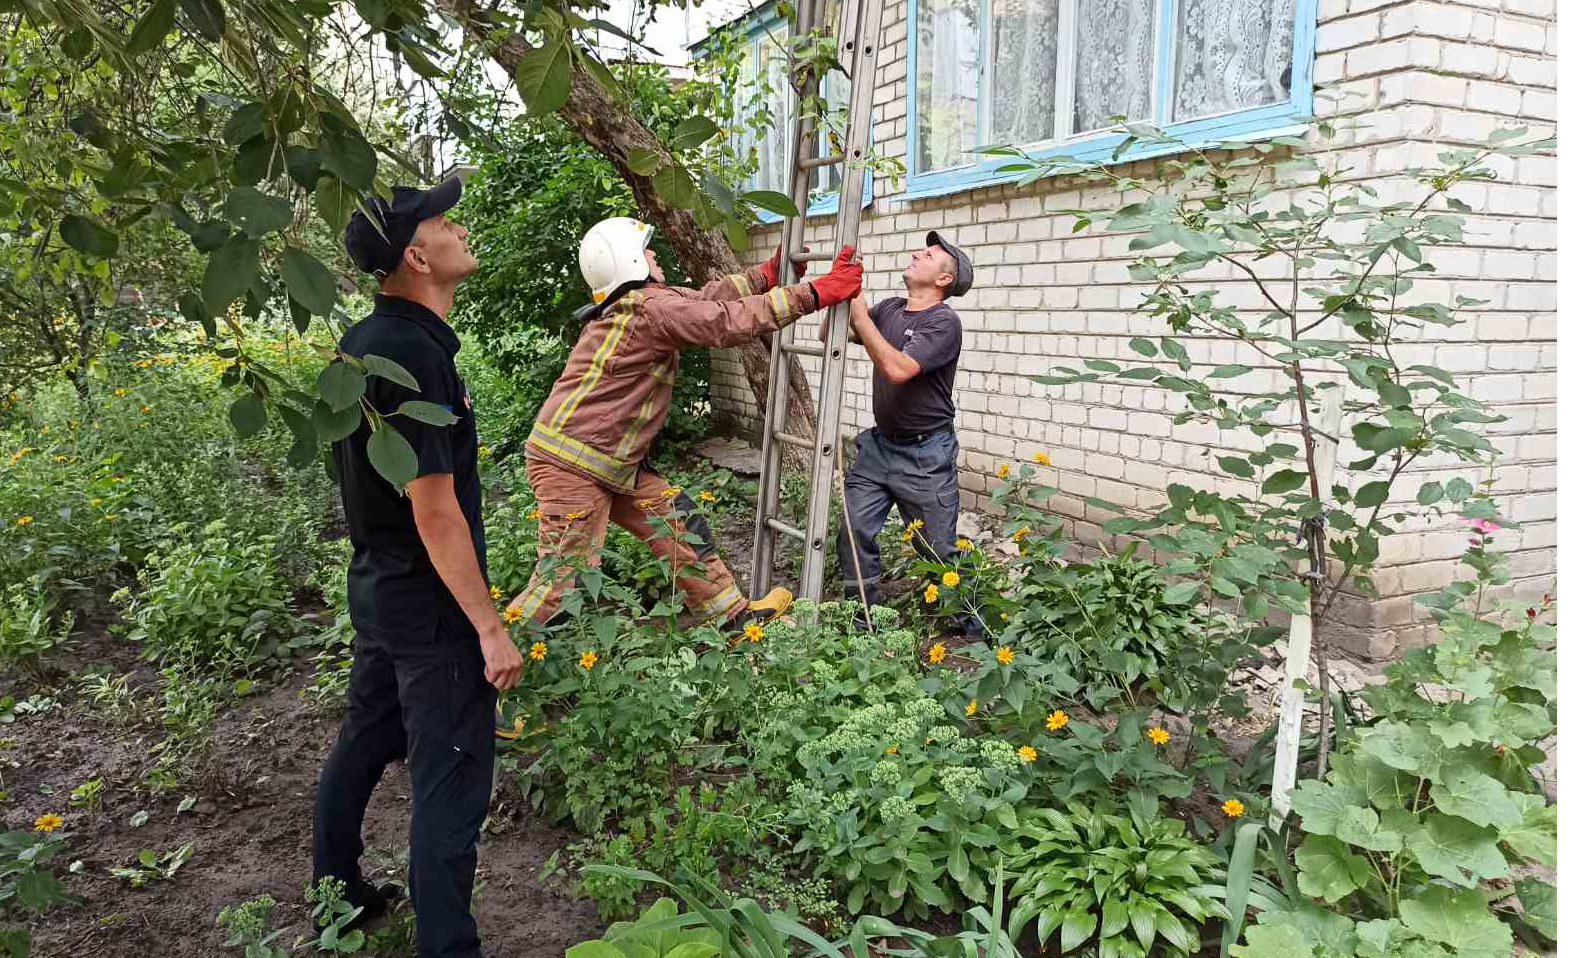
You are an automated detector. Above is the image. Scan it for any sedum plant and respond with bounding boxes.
[1005,802,1226,958]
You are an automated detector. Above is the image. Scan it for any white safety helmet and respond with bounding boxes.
[579,216,655,304]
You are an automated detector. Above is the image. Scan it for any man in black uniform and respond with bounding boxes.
[312,177,522,958]
[824,231,982,639]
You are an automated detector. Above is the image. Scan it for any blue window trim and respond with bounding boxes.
[903,0,1319,201]
[689,3,876,226]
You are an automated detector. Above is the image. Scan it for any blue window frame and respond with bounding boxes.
[691,6,875,224]
[904,0,1319,200]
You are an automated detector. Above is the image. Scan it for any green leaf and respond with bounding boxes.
[202,235,262,317]
[317,362,366,412]
[395,400,458,426]
[1398,886,1512,958]
[1294,835,1371,903]
[1415,481,1443,505]
[1288,779,1368,836]
[367,425,419,491]
[228,394,267,439]
[1230,924,1313,958]
[128,0,177,54]
[224,185,293,238]
[624,147,666,176]
[361,353,421,391]
[315,176,356,233]
[1128,900,1157,954]
[1354,481,1390,509]
[742,190,800,217]
[1406,811,1506,887]
[1500,793,1556,867]
[60,214,120,258]
[672,115,722,150]
[515,41,573,116]
[281,247,339,315]
[286,146,323,189]
[179,0,226,40]
[568,943,628,958]
[1261,470,1308,495]
[1357,721,1443,778]
[1162,582,1199,605]
[1444,477,1473,502]
[1217,456,1254,479]
[278,404,319,469]
[1333,806,1402,853]
[1514,878,1556,941]
[722,219,749,253]
[319,119,377,191]
[1208,364,1252,378]
[1128,337,1158,357]
[651,165,698,210]
[1428,766,1521,830]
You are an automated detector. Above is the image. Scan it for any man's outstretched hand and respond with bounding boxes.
[811,245,864,307]
[760,244,809,287]
[480,622,523,690]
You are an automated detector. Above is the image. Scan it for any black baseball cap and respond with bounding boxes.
[344,176,464,277]
[925,230,973,298]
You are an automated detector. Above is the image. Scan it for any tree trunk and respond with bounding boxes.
[436,0,818,451]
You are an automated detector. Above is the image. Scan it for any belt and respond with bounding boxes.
[876,425,949,445]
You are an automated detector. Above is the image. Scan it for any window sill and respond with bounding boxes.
[751,169,876,225]
[898,112,1312,203]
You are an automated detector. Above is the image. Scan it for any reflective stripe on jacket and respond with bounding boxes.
[527,268,819,492]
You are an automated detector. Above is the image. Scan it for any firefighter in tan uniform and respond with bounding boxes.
[507,217,865,639]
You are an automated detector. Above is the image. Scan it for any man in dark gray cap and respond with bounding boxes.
[822,231,982,639]
[313,177,520,958]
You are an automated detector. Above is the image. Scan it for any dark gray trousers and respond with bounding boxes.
[837,426,964,600]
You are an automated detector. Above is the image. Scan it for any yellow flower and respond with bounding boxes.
[900,529,914,543]
[566,510,587,520]
[39,425,49,435]
[956,537,972,550]
[1222,798,1246,818]
[1033,452,1050,465]
[942,571,961,588]
[529,507,542,521]
[906,518,924,532]
[90,497,102,506]
[114,388,127,397]
[16,516,32,527]
[529,641,547,662]
[886,743,898,754]
[997,464,1010,479]
[140,405,150,414]
[996,646,1014,665]
[478,446,491,458]
[663,486,682,497]
[1018,746,1037,763]
[698,490,717,502]
[744,622,765,643]
[965,698,977,717]
[1147,726,1170,746]
[503,606,523,624]
[54,455,68,464]
[1001,613,1009,621]
[490,586,503,600]
[924,583,940,604]
[33,813,64,833]
[1046,709,1069,731]
[579,650,598,670]
[1012,527,1030,543]
[928,642,946,664]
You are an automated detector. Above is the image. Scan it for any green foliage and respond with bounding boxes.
[304,876,366,954]
[1005,802,1227,958]
[0,578,72,675]
[217,894,291,958]
[118,519,296,677]
[1243,530,1555,956]
[0,829,73,916]
[108,840,196,887]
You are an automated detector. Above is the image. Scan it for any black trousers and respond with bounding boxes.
[312,618,497,958]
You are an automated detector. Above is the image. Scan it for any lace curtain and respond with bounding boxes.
[1173,0,1296,120]
[760,29,790,192]
[1072,0,1156,133]
[988,0,1060,145]
[917,0,980,172]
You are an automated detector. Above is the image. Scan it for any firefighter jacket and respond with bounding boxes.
[526,268,819,493]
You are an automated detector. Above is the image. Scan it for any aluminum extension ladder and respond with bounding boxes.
[748,0,884,613]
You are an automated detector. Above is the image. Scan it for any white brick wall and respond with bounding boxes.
[707,0,1556,658]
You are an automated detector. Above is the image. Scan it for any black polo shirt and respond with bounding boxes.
[334,294,486,641]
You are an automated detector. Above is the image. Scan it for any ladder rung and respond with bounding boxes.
[764,516,807,541]
[784,341,824,357]
[789,249,834,263]
[799,155,843,170]
[774,430,814,450]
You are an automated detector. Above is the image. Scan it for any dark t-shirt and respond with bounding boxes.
[868,297,961,436]
[334,294,486,641]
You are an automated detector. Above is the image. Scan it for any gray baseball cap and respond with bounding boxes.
[925,230,973,298]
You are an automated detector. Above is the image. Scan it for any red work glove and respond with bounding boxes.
[810,245,863,308]
[759,244,809,287]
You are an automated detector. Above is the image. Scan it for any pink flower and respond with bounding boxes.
[1470,518,1499,535]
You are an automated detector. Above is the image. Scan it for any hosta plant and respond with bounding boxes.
[1005,802,1226,958]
